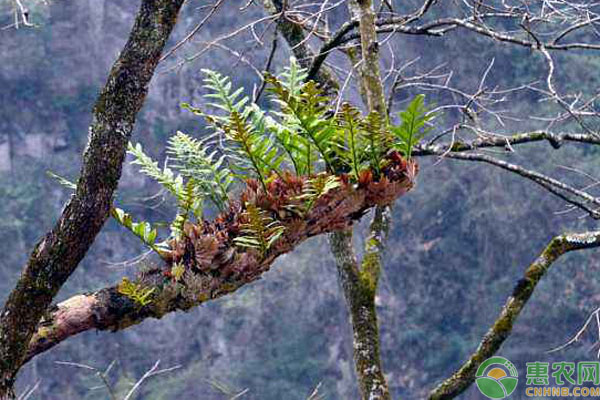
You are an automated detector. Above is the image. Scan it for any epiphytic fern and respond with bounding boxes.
[266,74,341,174]
[201,68,248,116]
[186,71,284,190]
[127,141,204,239]
[111,207,162,252]
[48,171,167,254]
[279,57,307,97]
[222,110,284,190]
[127,142,187,202]
[361,111,389,179]
[233,203,285,255]
[295,173,341,214]
[391,94,433,159]
[167,131,234,212]
[61,59,430,267]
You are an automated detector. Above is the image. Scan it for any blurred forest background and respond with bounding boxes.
[2,0,600,398]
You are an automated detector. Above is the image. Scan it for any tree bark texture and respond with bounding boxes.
[0,1,185,397]
[24,160,417,362]
[330,0,393,399]
[428,232,600,399]
[330,208,392,400]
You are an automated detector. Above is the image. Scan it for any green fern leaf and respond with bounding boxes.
[234,203,285,255]
[391,94,434,159]
[167,131,234,212]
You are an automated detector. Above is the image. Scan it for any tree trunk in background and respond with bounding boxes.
[330,0,392,399]
[329,209,392,400]
[259,0,339,93]
[0,1,185,397]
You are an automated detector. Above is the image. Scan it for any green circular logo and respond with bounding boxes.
[475,357,519,399]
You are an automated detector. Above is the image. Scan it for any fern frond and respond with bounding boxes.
[391,94,434,159]
[167,131,234,212]
[201,69,248,115]
[169,179,202,239]
[223,111,284,190]
[279,57,308,96]
[335,103,363,179]
[234,203,285,255]
[127,142,186,201]
[110,207,164,252]
[266,74,339,174]
[264,112,312,176]
[295,173,341,213]
[361,111,388,179]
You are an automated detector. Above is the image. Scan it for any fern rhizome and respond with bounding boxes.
[82,60,429,310]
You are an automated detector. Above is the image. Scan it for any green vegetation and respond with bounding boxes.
[124,60,430,257]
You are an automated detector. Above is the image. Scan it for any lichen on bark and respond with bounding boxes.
[0,0,185,397]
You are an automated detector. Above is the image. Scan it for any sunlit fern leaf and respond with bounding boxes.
[48,172,168,256]
[267,118,312,176]
[192,70,285,190]
[279,57,308,96]
[169,179,202,239]
[167,131,234,212]
[233,203,285,255]
[295,173,341,214]
[223,110,284,190]
[201,69,248,115]
[391,94,434,159]
[127,142,186,202]
[266,74,340,174]
[361,111,389,179]
[335,103,363,179]
[117,277,155,306]
[111,207,162,252]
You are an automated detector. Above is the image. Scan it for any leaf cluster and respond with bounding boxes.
[233,203,285,255]
[117,277,156,306]
[102,59,432,257]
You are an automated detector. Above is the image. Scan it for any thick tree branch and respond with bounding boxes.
[429,231,600,399]
[0,1,185,398]
[330,206,392,400]
[25,160,417,361]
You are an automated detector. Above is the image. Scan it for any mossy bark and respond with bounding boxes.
[330,208,392,400]
[428,233,600,399]
[0,1,184,398]
[348,0,387,118]
[24,159,417,362]
[330,1,393,399]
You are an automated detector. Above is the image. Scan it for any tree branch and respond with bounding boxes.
[0,0,185,397]
[429,231,600,399]
[329,1,392,399]
[25,160,417,362]
[418,146,600,219]
[259,0,339,93]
